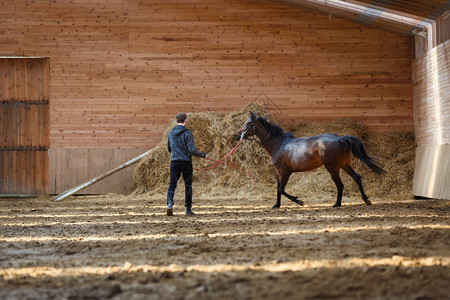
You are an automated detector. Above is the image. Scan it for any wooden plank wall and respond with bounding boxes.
[414,35,429,59]
[0,104,49,150]
[0,151,48,194]
[48,148,147,194]
[0,58,49,194]
[436,11,450,46]
[413,145,450,200]
[0,0,414,193]
[0,0,414,148]
[412,40,450,147]
[414,12,450,59]
[412,39,450,200]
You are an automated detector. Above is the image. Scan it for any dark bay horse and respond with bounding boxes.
[233,112,385,208]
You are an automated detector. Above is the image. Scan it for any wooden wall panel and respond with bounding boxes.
[0,151,48,194]
[413,145,450,200]
[0,58,49,194]
[48,148,147,194]
[412,39,449,200]
[412,40,450,147]
[0,58,49,102]
[1,1,417,194]
[436,11,450,46]
[0,0,413,151]
[0,104,49,149]
[415,12,450,59]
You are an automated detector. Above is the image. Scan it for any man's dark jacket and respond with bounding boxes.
[167,125,205,161]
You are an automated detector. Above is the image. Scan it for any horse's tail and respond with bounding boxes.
[339,135,386,176]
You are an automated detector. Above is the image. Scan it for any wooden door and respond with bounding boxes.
[0,58,49,195]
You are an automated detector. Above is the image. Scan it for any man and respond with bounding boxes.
[166,112,206,216]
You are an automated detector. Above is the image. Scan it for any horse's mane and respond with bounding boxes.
[257,117,293,137]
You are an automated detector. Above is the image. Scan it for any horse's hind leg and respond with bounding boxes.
[325,166,344,207]
[342,165,371,206]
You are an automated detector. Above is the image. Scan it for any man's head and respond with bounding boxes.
[175,112,187,124]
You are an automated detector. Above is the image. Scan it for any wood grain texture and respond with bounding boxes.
[0,58,49,194]
[48,148,147,194]
[412,39,449,200]
[0,0,413,150]
[413,144,450,200]
[412,40,449,147]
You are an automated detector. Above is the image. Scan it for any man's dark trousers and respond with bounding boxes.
[167,161,193,209]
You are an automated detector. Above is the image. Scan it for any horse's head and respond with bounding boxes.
[233,111,257,140]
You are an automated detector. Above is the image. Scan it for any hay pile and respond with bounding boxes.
[133,103,415,202]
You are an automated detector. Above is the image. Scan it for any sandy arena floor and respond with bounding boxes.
[1,195,449,299]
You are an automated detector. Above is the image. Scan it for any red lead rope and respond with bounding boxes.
[193,138,243,172]
[193,138,257,200]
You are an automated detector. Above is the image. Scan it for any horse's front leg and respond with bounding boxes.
[272,180,282,209]
[281,189,304,206]
[273,171,304,208]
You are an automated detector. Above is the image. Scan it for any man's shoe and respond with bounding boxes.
[167,200,174,216]
[185,209,195,216]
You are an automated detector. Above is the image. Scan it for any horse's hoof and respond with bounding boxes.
[271,205,280,209]
[290,197,304,206]
[365,200,372,206]
[332,203,341,208]
[296,200,304,206]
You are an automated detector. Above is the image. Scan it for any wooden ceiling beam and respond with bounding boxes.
[271,0,436,36]
[340,0,434,21]
[353,0,449,20]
